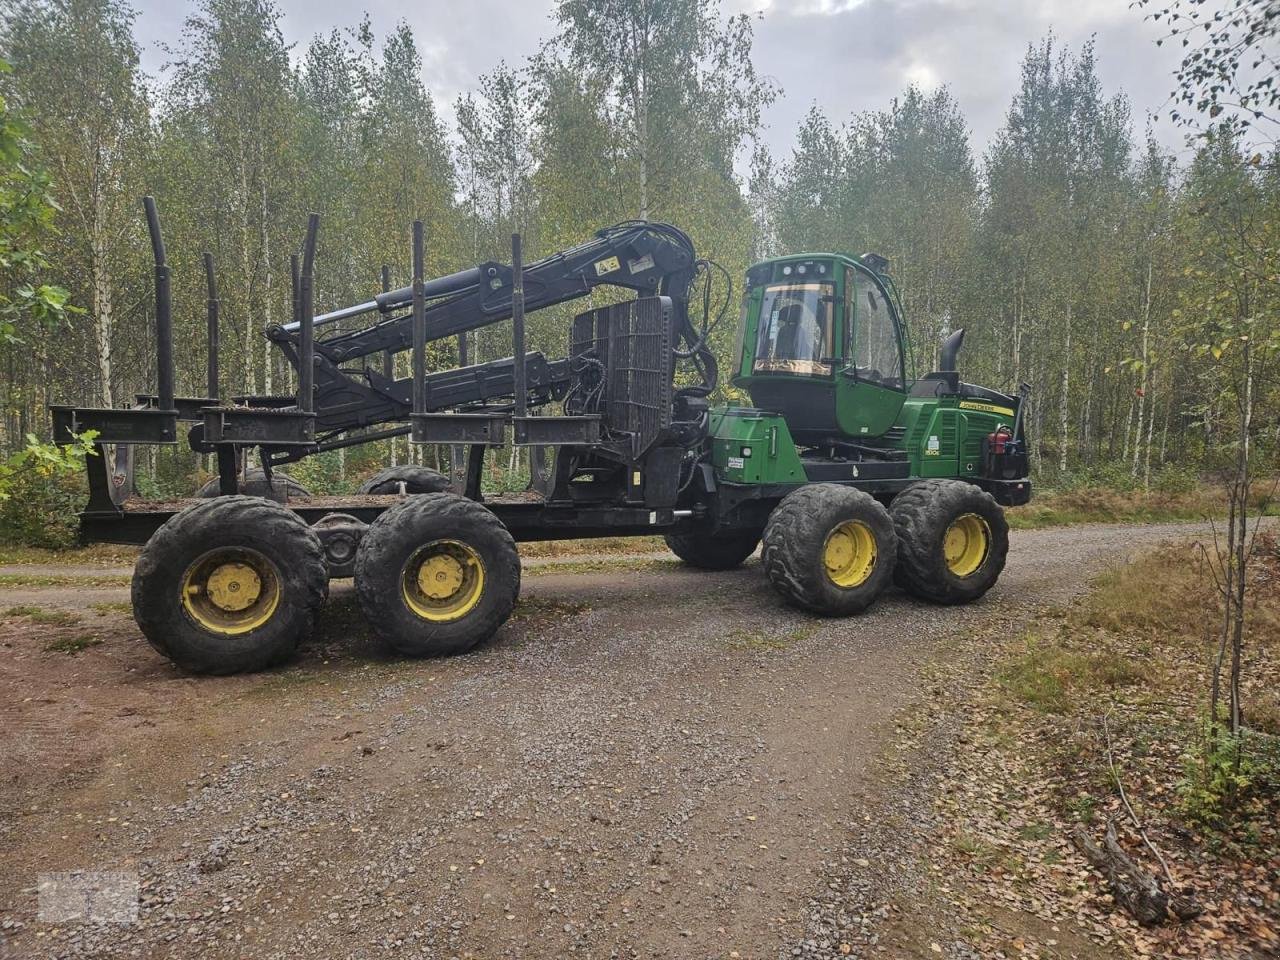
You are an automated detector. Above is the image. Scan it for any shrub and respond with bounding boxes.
[0,433,94,548]
[0,464,84,547]
[1151,462,1199,494]
[1178,722,1280,828]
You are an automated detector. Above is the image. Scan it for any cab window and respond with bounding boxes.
[753,281,833,377]
[850,270,903,388]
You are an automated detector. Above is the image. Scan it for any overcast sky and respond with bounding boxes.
[130,0,1193,164]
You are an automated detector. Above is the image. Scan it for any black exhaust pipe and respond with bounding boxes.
[939,328,965,374]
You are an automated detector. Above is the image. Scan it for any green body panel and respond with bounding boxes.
[836,377,905,438]
[890,397,1016,477]
[708,396,1017,486]
[709,408,806,485]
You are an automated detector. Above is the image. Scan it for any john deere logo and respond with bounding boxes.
[958,400,1015,417]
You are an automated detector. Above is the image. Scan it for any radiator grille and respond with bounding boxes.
[569,296,673,458]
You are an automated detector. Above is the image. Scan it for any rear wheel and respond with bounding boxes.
[354,493,519,657]
[196,467,310,501]
[358,465,452,496]
[132,496,328,674]
[762,483,897,616]
[890,479,1008,604]
[664,530,760,570]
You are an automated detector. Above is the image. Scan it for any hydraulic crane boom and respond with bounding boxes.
[252,221,711,443]
[271,221,700,364]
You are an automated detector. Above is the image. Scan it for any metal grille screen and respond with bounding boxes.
[569,296,672,457]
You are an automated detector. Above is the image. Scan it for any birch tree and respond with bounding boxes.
[2,0,150,408]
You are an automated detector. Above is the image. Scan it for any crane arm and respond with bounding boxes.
[270,221,699,366]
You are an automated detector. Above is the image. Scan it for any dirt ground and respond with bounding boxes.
[0,523,1225,960]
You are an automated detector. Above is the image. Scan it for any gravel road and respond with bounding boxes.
[0,521,1227,959]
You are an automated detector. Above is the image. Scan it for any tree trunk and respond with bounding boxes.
[260,177,274,395]
[1132,262,1152,478]
[1143,381,1156,489]
[1011,283,1022,384]
[1058,308,1071,474]
[1229,345,1253,735]
[238,138,255,395]
[91,184,114,409]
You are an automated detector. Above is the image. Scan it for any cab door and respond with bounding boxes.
[835,265,908,439]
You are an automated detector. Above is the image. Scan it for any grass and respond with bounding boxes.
[0,543,139,565]
[4,605,80,625]
[1016,822,1055,842]
[992,530,1280,835]
[999,533,1279,712]
[952,832,1001,865]
[1007,481,1278,530]
[90,601,132,616]
[1080,540,1280,645]
[0,573,132,588]
[43,633,102,654]
[933,532,1280,958]
[997,636,1148,713]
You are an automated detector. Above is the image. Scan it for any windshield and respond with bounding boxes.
[753,282,833,376]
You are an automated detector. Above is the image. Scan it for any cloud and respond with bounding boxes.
[748,0,1188,162]
[129,0,1189,168]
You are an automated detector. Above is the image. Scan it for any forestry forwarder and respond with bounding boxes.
[50,199,1031,675]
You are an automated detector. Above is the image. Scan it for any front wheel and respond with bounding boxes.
[762,484,897,616]
[890,480,1009,604]
[354,494,520,657]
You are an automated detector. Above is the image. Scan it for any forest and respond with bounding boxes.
[0,0,1276,506]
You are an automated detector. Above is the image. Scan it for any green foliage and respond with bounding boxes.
[0,57,76,341]
[44,632,101,654]
[289,450,360,496]
[1179,722,1280,828]
[5,604,79,625]
[2,0,151,407]
[997,635,1146,714]
[1138,0,1280,134]
[1151,463,1200,495]
[0,431,95,546]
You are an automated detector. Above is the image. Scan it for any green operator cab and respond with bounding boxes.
[717,251,1031,503]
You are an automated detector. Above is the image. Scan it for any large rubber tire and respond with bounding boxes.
[762,484,897,616]
[664,530,760,570]
[358,465,452,496]
[196,468,311,500]
[132,496,328,675]
[354,493,520,657]
[890,479,1009,605]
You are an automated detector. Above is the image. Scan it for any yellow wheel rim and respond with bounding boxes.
[823,519,877,588]
[181,548,281,635]
[943,513,991,578]
[401,540,486,623]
